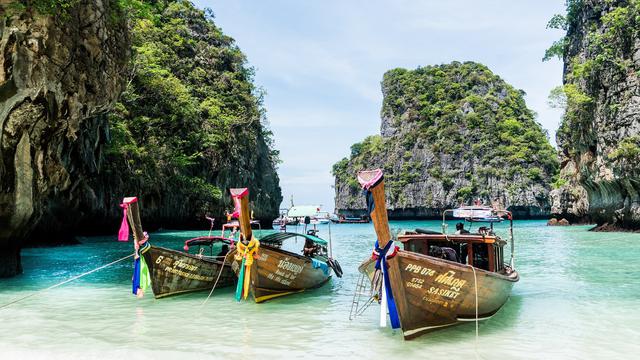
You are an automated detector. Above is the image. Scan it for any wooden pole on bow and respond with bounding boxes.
[230,188,252,241]
[357,169,391,248]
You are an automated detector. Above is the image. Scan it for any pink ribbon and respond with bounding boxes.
[118,203,129,241]
[118,197,138,242]
[357,169,383,190]
[230,188,248,219]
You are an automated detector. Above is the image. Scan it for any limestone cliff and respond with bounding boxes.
[0,0,130,276]
[0,0,282,278]
[79,1,282,233]
[333,62,558,219]
[550,0,640,229]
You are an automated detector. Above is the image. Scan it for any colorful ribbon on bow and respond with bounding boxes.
[118,203,130,242]
[234,236,260,301]
[373,239,401,329]
[118,197,138,241]
[132,241,151,297]
[363,188,375,214]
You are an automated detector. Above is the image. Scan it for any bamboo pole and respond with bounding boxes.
[230,188,252,241]
[358,170,392,249]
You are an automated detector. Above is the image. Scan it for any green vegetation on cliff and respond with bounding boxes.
[546,0,640,227]
[334,62,558,215]
[546,0,640,161]
[105,0,281,219]
[5,0,149,19]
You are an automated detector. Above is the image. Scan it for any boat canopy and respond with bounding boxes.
[287,205,322,217]
[258,231,328,246]
[450,206,504,222]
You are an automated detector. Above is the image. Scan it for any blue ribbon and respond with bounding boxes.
[375,239,401,329]
[364,189,375,214]
[132,257,140,295]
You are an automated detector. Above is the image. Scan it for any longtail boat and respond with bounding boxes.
[228,188,342,303]
[355,169,519,339]
[331,215,370,224]
[120,197,236,299]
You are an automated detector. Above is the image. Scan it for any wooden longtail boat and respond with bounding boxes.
[355,170,519,339]
[227,188,342,303]
[121,197,236,299]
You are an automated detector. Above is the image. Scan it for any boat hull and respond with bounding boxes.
[360,250,518,339]
[230,246,331,303]
[143,245,236,299]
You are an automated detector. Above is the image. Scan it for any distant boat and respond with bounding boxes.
[272,208,298,227]
[278,205,333,226]
[352,169,519,339]
[120,197,235,299]
[314,211,332,224]
[331,214,370,224]
[228,189,342,303]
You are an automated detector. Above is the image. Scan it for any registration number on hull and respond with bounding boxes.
[403,263,468,302]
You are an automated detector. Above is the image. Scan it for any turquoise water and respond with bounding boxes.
[1,221,639,359]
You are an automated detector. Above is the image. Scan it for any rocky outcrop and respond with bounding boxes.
[333,62,558,219]
[550,0,640,229]
[0,1,130,276]
[547,218,570,226]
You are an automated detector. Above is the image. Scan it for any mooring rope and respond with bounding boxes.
[0,253,134,310]
[471,265,479,357]
[200,252,231,307]
[468,265,486,360]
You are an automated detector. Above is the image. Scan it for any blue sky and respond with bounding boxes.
[193,0,566,212]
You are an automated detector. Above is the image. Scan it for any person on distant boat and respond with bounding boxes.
[303,238,318,257]
[217,244,230,258]
[455,222,470,235]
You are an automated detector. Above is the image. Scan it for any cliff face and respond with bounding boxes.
[333,62,558,219]
[0,0,130,276]
[0,0,282,278]
[550,0,640,229]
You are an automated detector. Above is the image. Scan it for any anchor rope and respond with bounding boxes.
[0,253,134,310]
[200,251,231,307]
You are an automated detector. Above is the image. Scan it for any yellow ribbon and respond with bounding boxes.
[234,236,260,300]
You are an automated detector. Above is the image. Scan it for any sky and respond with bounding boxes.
[193,0,567,212]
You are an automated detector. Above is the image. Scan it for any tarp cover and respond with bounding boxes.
[258,231,328,246]
[452,206,496,220]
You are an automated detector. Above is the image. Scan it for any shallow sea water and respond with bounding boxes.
[1,220,639,359]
